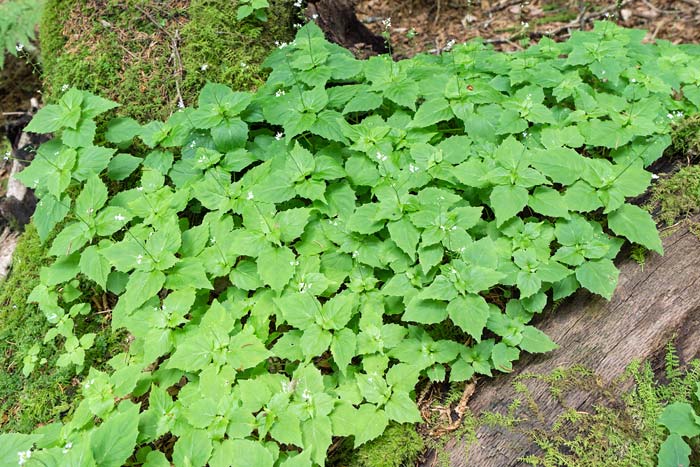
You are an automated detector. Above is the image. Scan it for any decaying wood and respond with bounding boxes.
[0,100,42,281]
[307,0,387,55]
[436,221,700,467]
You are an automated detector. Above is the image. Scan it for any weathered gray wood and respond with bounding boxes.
[441,221,700,466]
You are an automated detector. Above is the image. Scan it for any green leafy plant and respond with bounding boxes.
[3,20,698,466]
[0,0,43,68]
[236,0,270,22]
[657,391,700,467]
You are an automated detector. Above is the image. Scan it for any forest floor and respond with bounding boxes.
[356,0,700,56]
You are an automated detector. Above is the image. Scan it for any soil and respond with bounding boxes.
[355,0,700,56]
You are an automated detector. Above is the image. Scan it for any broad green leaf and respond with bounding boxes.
[90,403,139,467]
[519,326,558,353]
[331,328,356,375]
[409,97,453,128]
[257,245,296,291]
[608,204,663,254]
[34,194,71,241]
[657,434,690,467]
[388,218,421,259]
[353,404,389,447]
[447,294,490,341]
[105,117,141,144]
[228,440,274,467]
[403,298,448,324]
[385,391,421,423]
[490,185,529,226]
[301,415,333,465]
[659,403,700,437]
[172,429,212,467]
[575,259,619,300]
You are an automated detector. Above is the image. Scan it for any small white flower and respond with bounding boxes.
[18,449,32,465]
[312,13,319,20]
[189,141,196,148]
[352,250,359,258]
[240,61,247,69]
[293,0,302,7]
[289,260,300,266]
[114,214,125,221]
[210,237,216,244]
[444,39,456,52]
[61,84,70,92]
[294,23,302,29]
[439,225,446,231]
[197,156,206,164]
[408,163,419,173]
[247,191,254,200]
[375,151,388,162]
[521,21,529,28]
[3,151,10,161]
[275,132,284,140]
[630,78,637,83]
[275,89,286,97]
[301,389,312,401]
[136,254,143,265]
[200,63,209,71]
[278,41,289,49]
[137,186,144,191]
[87,208,94,214]
[522,131,529,137]
[651,173,660,180]
[62,442,73,454]
[382,17,391,29]
[601,70,606,75]
[667,113,674,119]
[451,225,458,231]
[177,100,185,109]
[15,43,24,52]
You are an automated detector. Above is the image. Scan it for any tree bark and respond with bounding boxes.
[307,0,388,55]
[436,220,700,466]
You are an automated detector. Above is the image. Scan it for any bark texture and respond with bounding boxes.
[307,0,388,55]
[444,221,700,467]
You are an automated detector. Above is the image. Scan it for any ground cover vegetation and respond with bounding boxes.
[3,15,700,466]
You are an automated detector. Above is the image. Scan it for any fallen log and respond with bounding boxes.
[437,220,700,466]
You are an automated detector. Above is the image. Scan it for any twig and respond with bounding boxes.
[134,5,185,109]
[1,112,26,116]
[171,29,185,109]
[486,0,522,14]
[541,0,633,38]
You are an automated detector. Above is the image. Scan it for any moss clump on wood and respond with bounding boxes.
[647,165,700,227]
[40,0,297,121]
[478,348,700,467]
[180,0,297,97]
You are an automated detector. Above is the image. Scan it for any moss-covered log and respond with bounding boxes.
[0,0,297,432]
[431,220,700,466]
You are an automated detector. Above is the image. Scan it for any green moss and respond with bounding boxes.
[40,0,184,121]
[343,423,425,467]
[0,225,126,433]
[180,0,297,95]
[477,346,700,467]
[40,0,297,121]
[647,165,700,227]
